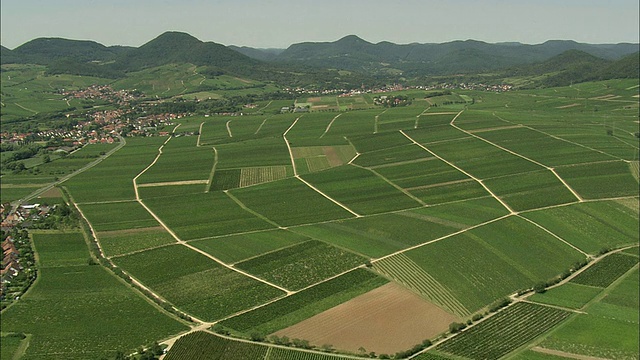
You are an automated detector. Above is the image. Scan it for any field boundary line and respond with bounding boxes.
[224,190,284,229]
[451,112,583,202]
[295,176,362,217]
[530,347,610,360]
[493,112,623,161]
[283,116,301,176]
[133,124,179,200]
[225,120,233,138]
[400,129,517,214]
[75,199,137,205]
[414,106,431,128]
[196,121,204,146]
[373,214,513,263]
[319,113,342,138]
[374,108,388,134]
[205,147,218,192]
[254,116,271,135]
[351,163,427,206]
[19,135,127,206]
[13,102,38,114]
[131,124,292,296]
[517,215,590,257]
[138,180,208,187]
[284,116,361,216]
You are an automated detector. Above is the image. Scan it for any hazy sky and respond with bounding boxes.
[2,0,639,49]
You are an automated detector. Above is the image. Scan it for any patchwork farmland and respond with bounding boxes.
[3,79,638,359]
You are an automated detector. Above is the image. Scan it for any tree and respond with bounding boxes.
[534,282,547,293]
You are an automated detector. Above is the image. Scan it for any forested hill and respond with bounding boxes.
[1,32,638,87]
[264,35,638,76]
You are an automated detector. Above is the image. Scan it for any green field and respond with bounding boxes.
[234,240,366,290]
[0,232,188,359]
[5,75,636,359]
[220,269,387,335]
[434,302,572,359]
[522,201,639,254]
[538,266,639,359]
[112,244,285,321]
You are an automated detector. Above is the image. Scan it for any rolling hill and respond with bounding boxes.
[1,32,638,88]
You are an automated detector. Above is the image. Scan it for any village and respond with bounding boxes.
[0,202,46,307]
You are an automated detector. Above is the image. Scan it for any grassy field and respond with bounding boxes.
[0,232,188,359]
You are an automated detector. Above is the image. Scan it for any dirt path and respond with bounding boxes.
[414,106,431,129]
[373,214,512,264]
[492,113,621,161]
[400,127,517,214]
[13,102,38,114]
[450,112,584,203]
[282,117,359,216]
[374,108,389,134]
[517,215,590,257]
[531,347,611,360]
[17,135,127,206]
[137,180,208,187]
[319,113,342,138]
[351,163,426,206]
[225,120,233,137]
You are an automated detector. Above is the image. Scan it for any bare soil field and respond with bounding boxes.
[323,146,344,167]
[38,187,63,198]
[272,282,458,354]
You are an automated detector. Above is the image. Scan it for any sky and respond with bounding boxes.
[2,0,639,49]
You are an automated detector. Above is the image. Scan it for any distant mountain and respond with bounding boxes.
[262,36,639,76]
[1,37,129,65]
[2,32,637,88]
[110,32,257,72]
[598,52,639,80]
[506,50,639,88]
[228,46,284,62]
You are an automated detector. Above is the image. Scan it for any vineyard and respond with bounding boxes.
[434,302,573,359]
[570,253,639,288]
[4,75,638,359]
[373,254,470,317]
[164,332,267,360]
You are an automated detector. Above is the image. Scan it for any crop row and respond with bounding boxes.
[220,269,387,335]
[373,253,470,317]
[570,253,639,288]
[112,245,285,321]
[165,331,356,360]
[240,166,288,187]
[435,302,572,359]
[235,240,366,290]
[164,331,267,360]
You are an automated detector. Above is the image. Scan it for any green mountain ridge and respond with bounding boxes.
[1,32,638,89]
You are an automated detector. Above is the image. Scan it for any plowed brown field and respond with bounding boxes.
[272,282,458,354]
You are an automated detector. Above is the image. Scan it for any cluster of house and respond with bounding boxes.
[0,203,51,297]
[419,83,513,92]
[60,84,141,106]
[1,237,21,285]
